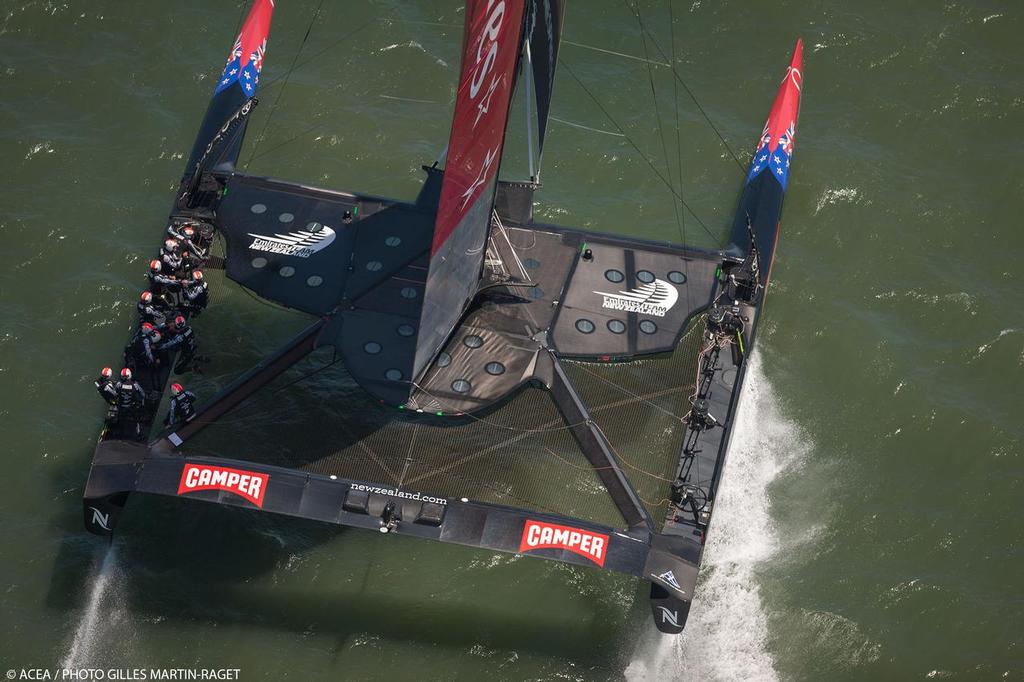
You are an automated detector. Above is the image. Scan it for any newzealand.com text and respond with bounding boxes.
[349,484,447,505]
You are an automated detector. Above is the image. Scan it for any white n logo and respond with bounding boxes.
[89,507,111,531]
[657,606,679,628]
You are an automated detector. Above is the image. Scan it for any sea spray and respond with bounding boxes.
[61,542,131,668]
[625,353,809,681]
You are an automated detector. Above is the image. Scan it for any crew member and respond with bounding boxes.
[179,226,208,271]
[181,270,209,316]
[148,259,179,297]
[113,367,146,438]
[164,382,197,426]
[161,238,184,275]
[138,290,170,327]
[94,367,117,404]
[125,322,162,368]
[158,315,198,373]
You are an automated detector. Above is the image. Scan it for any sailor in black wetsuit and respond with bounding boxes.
[113,367,146,438]
[158,315,199,373]
[178,226,208,272]
[161,238,184,275]
[125,323,162,369]
[148,259,180,298]
[138,290,170,327]
[181,270,209,316]
[164,382,197,426]
[94,367,117,404]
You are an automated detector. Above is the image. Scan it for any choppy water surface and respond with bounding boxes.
[1,1,1021,680]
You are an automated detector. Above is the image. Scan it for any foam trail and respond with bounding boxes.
[625,353,808,682]
[61,544,130,668]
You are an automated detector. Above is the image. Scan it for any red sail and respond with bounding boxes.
[431,0,526,254]
[413,0,527,381]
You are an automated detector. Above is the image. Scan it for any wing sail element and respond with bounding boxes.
[413,0,529,382]
[183,0,275,180]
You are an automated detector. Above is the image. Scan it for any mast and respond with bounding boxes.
[412,0,529,382]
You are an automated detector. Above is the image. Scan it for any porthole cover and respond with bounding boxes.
[363,342,381,355]
[279,266,295,278]
[452,379,472,394]
[385,368,402,381]
[463,335,483,348]
[668,270,687,284]
[251,257,268,269]
[397,324,415,337]
[639,320,657,335]
[604,269,625,283]
[637,270,655,283]
[250,203,267,214]
[306,275,323,287]
[366,260,383,272]
[575,319,596,334]
[485,361,506,375]
[607,319,626,334]
[436,352,452,368]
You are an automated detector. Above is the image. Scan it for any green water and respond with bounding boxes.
[1,1,1021,680]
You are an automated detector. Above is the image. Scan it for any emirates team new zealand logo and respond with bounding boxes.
[594,279,679,317]
[247,224,336,258]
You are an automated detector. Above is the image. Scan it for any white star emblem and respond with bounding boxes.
[244,71,251,80]
[753,164,760,172]
[229,68,238,75]
[776,167,783,175]
[773,155,780,164]
[760,155,767,162]
[474,76,501,129]
[459,147,497,209]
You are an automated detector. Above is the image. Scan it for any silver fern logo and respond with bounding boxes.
[247,224,336,258]
[594,279,679,317]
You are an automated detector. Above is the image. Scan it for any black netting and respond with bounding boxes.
[183,319,705,530]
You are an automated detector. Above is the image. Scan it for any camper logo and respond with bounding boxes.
[519,519,609,567]
[247,224,336,258]
[177,463,269,508]
[594,279,679,317]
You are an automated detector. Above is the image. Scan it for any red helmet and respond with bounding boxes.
[150,330,162,342]
[120,367,132,381]
[101,367,113,379]
[149,259,162,272]
[191,270,203,281]
[173,315,186,327]
[163,238,179,252]
[170,383,184,396]
[140,291,153,303]
[142,322,154,332]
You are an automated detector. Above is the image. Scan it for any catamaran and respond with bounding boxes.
[83,0,804,634]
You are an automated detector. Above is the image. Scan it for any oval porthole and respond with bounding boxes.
[528,286,544,300]
[279,212,294,223]
[366,261,383,272]
[436,352,452,368]
[485,361,506,376]
[637,270,655,284]
[668,270,687,284]
[279,266,295,278]
[463,335,483,349]
[452,379,472,394]
[385,368,403,381]
[363,342,382,355]
[397,324,415,337]
[251,257,268,269]
[250,203,267,214]
[306,275,323,287]
[604,269,625,283]
[523,258,541,270]
[576,319,596,334]
[306,221,323,232]
[400,287,418,299]
[639,320,658,335]
[607,319,626,334]
[384,236,402,247]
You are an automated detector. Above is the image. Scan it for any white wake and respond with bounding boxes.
[61,543,131,668]
[625,353,808,681]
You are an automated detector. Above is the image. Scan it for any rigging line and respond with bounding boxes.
[572,362,684,422]
[244,0,327,170]
[632,0,686,250]
[667,0,692,311]
[622,0,747,174]
[245,121,326,163]
[259,15,379,91]
[562,39,670,68]
[271,354,342,394]
[548,116,624,137]
[559,57,719,242]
